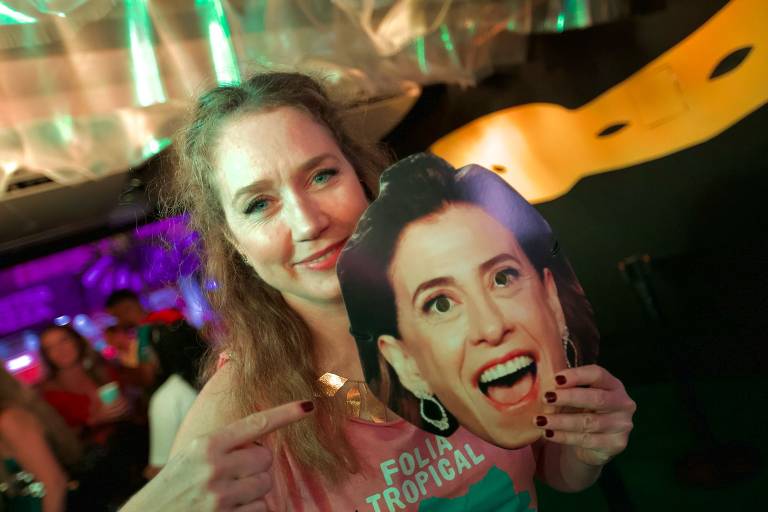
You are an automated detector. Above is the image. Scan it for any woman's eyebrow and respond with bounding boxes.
[479,253,522,274]
[231,153,338,207]
[232,179,271,207]
[412,277,455,306]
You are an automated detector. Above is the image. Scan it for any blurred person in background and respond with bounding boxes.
[143,324,207,479]
[0,367,81,512]
[105,289,208,391]
[105,289,185,331]
[38,324,147,510]
[37,325,130,441]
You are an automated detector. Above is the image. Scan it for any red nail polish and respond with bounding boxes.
[545,392,557,403]
[536,416,547,427]
[555,375,567,385]
[300,401,315,412]
[545,429,554,438]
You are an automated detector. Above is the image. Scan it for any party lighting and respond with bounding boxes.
[6,354,33,372]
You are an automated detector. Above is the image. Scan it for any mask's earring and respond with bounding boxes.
[562,325,579,368]
[412,388,450,432]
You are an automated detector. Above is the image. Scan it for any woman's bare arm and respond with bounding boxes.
[1,407,69,512]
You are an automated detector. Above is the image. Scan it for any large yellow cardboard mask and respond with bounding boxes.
[338,153,599,448]
[431,0,767,203]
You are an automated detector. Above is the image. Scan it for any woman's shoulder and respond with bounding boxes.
[0,406,41,435]
[169,359,241,455]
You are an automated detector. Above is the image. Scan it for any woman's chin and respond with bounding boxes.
[483,425,542,450]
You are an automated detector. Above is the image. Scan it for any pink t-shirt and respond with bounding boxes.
[216,353,538,511]
[267,418,538,511]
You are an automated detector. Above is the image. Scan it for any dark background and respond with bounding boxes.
[381,0,768,508]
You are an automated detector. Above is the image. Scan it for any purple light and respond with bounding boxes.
[0,286,54,336]
[115,267,131,289]
[81,255,114,288]
[130,273,144,292]
[4,246,93,289]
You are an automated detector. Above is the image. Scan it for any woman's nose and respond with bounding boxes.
[286,193,330,242]
[467,294,509,346]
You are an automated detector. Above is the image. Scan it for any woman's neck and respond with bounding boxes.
[284,296,365,381]
[53,365,92,389]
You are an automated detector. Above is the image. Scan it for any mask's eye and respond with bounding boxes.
[312,169,338,186]
[493,268,520,287]
[709,46,753,80]
[424,295,454,314]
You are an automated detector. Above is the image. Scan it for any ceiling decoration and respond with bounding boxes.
[0,0,631,201]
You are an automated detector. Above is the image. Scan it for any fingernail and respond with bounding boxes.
[555,375,567,386]
[545,392,557,403]
[535,416,547,427]
[545,429,554,438]
[300,400,315,412]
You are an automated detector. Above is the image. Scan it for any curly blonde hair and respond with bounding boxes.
[163,72,389,482]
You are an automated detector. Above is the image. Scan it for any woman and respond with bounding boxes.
[0,367,80,512]
[338,153,599,449]
[39,325,151,510]
[122,72,635,511]
[38,325,130,438]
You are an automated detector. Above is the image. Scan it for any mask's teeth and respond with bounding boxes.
[480,355,534,384]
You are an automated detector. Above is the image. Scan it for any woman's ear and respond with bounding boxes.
[543,268,566,333]
[378,335,432,395]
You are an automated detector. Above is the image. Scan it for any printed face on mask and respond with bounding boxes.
[379,205,568,448]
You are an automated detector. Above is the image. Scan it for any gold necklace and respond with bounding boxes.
[318,372,389,423]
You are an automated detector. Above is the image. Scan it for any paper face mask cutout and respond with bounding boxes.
[338,153,599,449]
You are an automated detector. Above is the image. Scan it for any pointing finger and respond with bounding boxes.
[213,400,314,453]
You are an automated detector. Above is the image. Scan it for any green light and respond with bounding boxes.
[439,24,461,68]
[567,0,590,28]
[198,0,240,85]
[125,0,166,107]
[50,115,75,146]
[556,12,565,32]
[0,3,37,24]
[439,24,454,52]
[142,137,171,159]
[415,36,428,74]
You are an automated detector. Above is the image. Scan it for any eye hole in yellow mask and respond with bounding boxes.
[431,0,767,204]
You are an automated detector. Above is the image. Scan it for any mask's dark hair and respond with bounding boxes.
[338,153,599,434]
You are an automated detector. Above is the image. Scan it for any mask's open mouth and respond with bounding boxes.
[478,355,537,407]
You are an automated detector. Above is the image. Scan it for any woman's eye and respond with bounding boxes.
[424,295,454,314]
[244,198,270,215]
[312,169,338,186]
[493,268,520,287]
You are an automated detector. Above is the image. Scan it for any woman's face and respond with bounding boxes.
[213,107,369,307]
[40,329,81,371]
[381,204,568,448]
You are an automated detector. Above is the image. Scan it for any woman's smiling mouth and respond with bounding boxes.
[294,239,348,271]
[476,352,538,408]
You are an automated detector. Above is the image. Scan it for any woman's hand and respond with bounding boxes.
[89,396,131,425]
[535,364,636,467]
[121,400,314,512]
